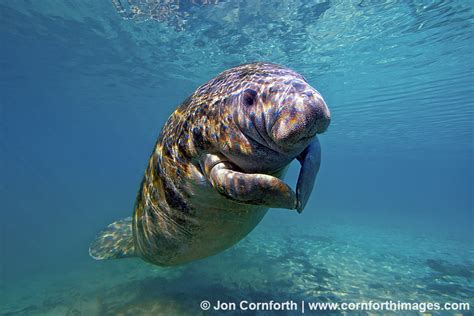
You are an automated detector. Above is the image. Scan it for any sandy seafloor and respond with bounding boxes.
[2,216,473,316]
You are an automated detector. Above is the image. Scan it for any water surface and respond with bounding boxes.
[1,1,473,315]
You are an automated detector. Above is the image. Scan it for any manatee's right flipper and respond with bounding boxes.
[89,217,137,260]
[296,138,322,213]
[203,154,297,209]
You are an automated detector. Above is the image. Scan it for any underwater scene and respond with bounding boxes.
[1,1,473,315]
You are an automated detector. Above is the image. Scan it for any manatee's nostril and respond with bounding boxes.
[309,97,331,131]
[292,82,306,91]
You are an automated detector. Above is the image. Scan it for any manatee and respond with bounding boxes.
[89,62,331,266]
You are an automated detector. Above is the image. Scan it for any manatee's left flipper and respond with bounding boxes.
[203,154,297,209]
[296,138,322,213]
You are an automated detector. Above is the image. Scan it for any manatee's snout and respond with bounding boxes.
[271,91,330,150]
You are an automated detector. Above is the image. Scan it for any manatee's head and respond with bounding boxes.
[226,63,330,157]
[198,62,330,172]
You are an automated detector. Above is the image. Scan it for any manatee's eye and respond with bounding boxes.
[242,89,257,107]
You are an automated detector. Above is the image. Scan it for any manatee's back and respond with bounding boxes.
[89,96,205,264]
[131,95,271,266]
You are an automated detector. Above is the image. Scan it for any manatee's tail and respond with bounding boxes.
[89,217,137,260]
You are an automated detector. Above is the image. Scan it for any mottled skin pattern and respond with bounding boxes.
[132,62,330,266]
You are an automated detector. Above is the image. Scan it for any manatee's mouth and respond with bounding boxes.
[269,96,331,152]
[298,134,316,143]
[315,115,331,134]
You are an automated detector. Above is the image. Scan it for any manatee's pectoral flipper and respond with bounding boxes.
[89,217,137,260]
[296,138,322,213]
[203,154,297,209]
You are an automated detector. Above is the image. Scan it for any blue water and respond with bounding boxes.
[1,1,473,315]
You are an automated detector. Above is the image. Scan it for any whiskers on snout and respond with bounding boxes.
[270,89,330,151]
